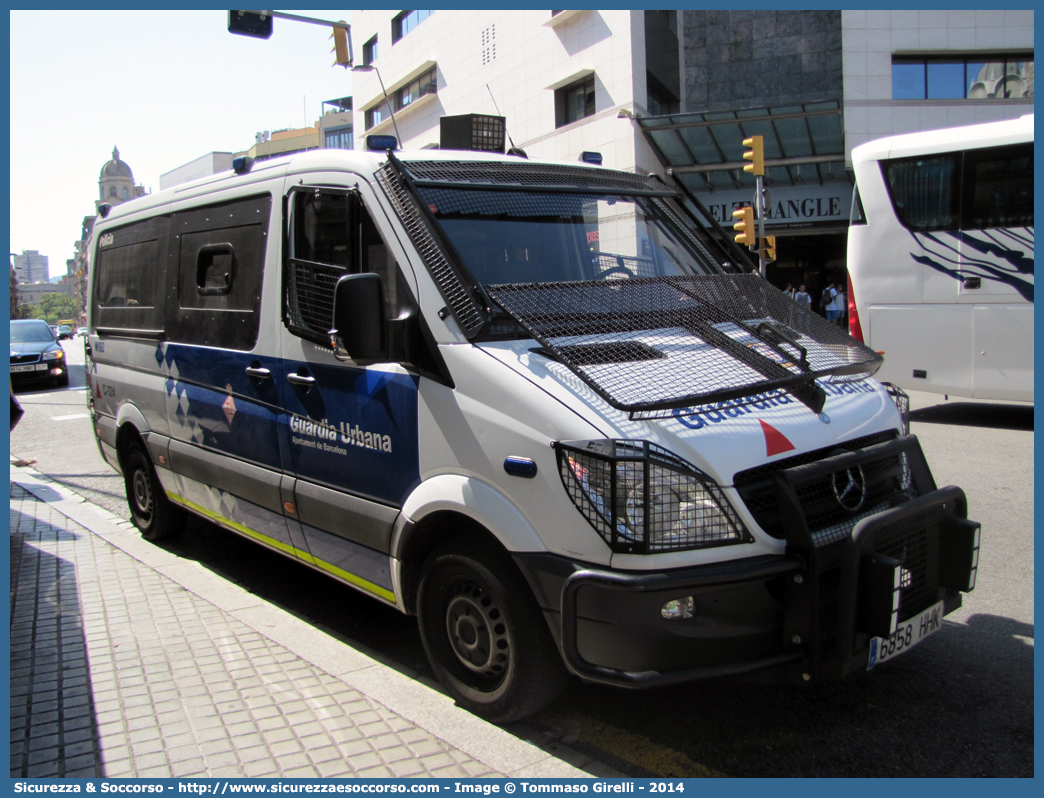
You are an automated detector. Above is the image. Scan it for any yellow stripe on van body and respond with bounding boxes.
[167,491,397,604]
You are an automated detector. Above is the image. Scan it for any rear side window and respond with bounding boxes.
[92,216,167,335]
[166,194,271,350]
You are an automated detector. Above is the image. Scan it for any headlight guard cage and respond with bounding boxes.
[554,439,753,554]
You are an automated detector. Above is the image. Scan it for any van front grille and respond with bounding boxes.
[733,431,905,541]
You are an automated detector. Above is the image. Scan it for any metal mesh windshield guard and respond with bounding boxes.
[487,274,883,417]
[555,439,752,554]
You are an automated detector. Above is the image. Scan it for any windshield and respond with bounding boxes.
[11,322,56,344]
[417,188,721,288]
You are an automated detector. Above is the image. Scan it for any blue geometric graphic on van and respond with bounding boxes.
[913,227,1034,302]
[159,343,287,472]
[282,360,420,507]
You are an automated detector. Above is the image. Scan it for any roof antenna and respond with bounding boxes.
[487,84,527,158]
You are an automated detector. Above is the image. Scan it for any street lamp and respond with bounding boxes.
[351,64,402,146]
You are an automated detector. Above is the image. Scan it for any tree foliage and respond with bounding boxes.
[19,291,78,323]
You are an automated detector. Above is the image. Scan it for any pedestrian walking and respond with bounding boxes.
[822,283,839,321]
[794,284,812,310]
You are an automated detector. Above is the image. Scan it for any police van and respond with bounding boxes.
[86,145,980,722]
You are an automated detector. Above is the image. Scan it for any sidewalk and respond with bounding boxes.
[10,463,608,779]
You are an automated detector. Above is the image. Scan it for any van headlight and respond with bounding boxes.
[554,439,751,554]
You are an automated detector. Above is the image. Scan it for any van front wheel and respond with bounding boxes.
[123,442,185,541]
[417,540,567,724]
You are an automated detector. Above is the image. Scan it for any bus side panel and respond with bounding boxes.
[972,304,1034,401]
[868,304,973,396]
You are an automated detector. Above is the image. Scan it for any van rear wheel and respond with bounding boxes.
[123,442,185,541]
[416,539,567,724]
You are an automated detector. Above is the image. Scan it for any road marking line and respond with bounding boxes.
[541,712,727,777]
[50,414,91,421]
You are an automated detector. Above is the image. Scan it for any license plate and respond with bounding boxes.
[867,600,944,669]
[11,363,46,373]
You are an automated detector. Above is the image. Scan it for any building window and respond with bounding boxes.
[392,10,432,44]
[893,54,1034,100]
[395,67,437,112]
[555,74,596,128]
[363,35,377,65]
[646,72,679,116]
[365,99,389,131]
[122,187,129,200]
[109,186,117,197]
[325,126,354,150]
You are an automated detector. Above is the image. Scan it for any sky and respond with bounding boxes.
[9,10,359,280]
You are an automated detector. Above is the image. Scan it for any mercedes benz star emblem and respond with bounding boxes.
[832,465,867,512]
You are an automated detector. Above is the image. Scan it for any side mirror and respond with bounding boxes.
[329,273,387,363]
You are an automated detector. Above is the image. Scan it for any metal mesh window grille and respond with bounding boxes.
[400,159,666,193]
[488,274,882,415]
[555,439,751,554]
[375,164,487,337]
[418,187,608,218]
[285,259,347,342]
[592,253,659,278]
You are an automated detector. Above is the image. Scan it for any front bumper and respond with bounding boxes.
[10,361,66,385]
[516,436,979,687]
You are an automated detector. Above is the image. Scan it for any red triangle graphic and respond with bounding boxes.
[759,419,795,457]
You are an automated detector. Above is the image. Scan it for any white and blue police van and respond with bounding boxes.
[85,144,980,722]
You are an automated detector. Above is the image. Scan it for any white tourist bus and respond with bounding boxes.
[847,115,1034,402]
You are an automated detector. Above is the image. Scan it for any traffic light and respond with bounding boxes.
[227,10,273,39]
[742,135,764,176]
[761,235,777,261]
[732,206,757,248]
[330,23,350,67]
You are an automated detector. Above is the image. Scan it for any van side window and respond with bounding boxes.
[882,153,960,232]
[166,194,271,351]
[92,216,166,335]
[285,188,400,345]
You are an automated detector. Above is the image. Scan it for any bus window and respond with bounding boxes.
[850,185,866,225]
[963,144,1034,230]
[882,153,960,232]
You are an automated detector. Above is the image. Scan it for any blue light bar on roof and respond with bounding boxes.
[367,135,398,151]
[580,151,602,165]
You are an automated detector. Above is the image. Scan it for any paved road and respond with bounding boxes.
[11,342,1034,777]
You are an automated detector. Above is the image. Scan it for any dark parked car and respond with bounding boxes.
[57,324,74,340]
[10,319,68,389]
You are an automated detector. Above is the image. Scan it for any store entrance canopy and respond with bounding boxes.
[637,100,848,190]
[636,100,851,232]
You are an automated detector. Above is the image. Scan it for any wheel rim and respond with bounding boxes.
[444,578,511,682]
[132,465,153,521]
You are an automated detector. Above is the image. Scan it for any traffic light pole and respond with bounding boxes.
[231,11,353,63]
[239,10,350,32]
[755,175,766,277]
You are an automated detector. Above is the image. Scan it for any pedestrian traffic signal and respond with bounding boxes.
[227,10,273,39]
[732,206,757,248]
[330,24,350,67]
[742,135,764,176]
[761,235,777,261]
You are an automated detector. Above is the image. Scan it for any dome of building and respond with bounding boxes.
[100,146,134,180]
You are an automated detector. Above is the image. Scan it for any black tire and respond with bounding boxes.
[416,538,568,723]
[55,372,69,388]
[123,441,185,541]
